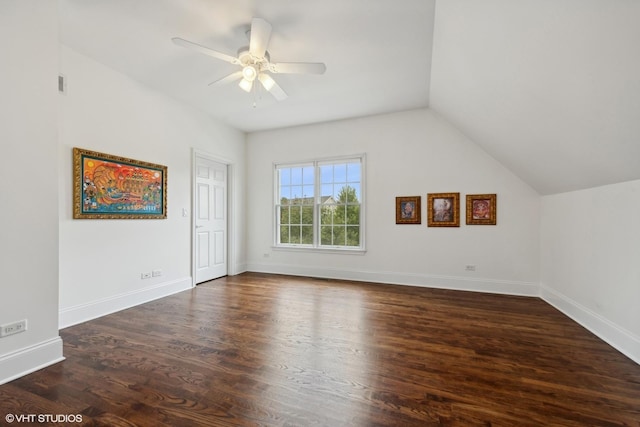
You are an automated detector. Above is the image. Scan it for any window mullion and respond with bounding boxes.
[313,161,319,247]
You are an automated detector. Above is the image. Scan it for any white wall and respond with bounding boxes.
[430,0,640,195]
[247,109,540,295]
[540,180,640,364]
[58,45,246,327]
[0,1,63,385]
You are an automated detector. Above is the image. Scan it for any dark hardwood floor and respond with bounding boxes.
[1,273,639,426]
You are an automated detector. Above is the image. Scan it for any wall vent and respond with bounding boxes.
[58,74,66,93]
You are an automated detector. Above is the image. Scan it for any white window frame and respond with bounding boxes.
[273,154,366,254]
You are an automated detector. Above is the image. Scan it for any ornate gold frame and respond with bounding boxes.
[427,193,460,227]
[73,147,167,219]
[396,196,421,224]
[466,194,497,225]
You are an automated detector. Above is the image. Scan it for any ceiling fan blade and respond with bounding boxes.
[172,37,240,65]
[269,62,327,75]
[259,74,287,101]
[249,18,272,58]
[208,71,243,86]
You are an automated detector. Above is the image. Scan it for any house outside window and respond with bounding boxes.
[275,155,365,252]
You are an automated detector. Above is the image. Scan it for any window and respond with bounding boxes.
[275,155,365,251]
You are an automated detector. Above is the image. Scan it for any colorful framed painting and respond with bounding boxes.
[396,196,421,224]
[73,147,167,219]
[466,194,497,225]
[427,193,460,227]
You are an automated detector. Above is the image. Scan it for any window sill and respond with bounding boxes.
[272,245,366,255]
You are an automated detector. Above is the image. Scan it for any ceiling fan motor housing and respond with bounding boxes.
[238,47,270,72]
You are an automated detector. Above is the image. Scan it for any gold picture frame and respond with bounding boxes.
[396,196,421,224]
[427,193,460,227]
[466,194,497,225]
[73,147,167,219]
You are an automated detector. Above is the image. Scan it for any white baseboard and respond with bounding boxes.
[246,262,539,296]
[59,277,193,329]
[540,285,640,365]
[0,337,64,386]
[230,263,248,276]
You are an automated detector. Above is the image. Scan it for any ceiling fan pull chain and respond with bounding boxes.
[252,78,258,108]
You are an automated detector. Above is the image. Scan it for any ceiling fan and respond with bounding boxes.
[172,18,326,101]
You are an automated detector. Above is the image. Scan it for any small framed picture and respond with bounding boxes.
[427,193,460,227]
[466,194,497,225]
[396,196,421,224]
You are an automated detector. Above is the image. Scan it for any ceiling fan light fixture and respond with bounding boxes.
[238,78,253,92]
[258,73,276,91]
[242,65,258,82]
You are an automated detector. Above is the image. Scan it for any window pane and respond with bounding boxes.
[280,186,291,203]
[333,226,346,246]
[320,206,335,225]
[346,226,360,246]
[290,206,301,224]
[333,184,342,200]
[320,184,333,199]
[289,185,302,205]
[320,165,333,183]
[290,226,301,243]
[333,205,346,225]
[291,167,303,185]
[279,168,291,186]
[320,226,333,245]
[334,164,346,182]
[346,162,360,183]
[336,185,358,203]
[301,226,313,244]
[348,183,361,203]
[320,205,332,225]
[346,205,360,225]
[280,226,290,244]
[302,185,314,203]
[279,206,290,224]
[301,206,313,225]
[303,166,314,185]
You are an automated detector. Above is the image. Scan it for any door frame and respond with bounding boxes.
[191,148,234,286]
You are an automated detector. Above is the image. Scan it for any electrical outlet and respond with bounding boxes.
[152,269,162,277]
[141,272,152,279]
[465,265,477,272]
[1,320,27,337]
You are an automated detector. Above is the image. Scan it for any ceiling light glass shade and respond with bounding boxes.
[258,73,276,91]
[238,78,253,92]
[242,65,258,82]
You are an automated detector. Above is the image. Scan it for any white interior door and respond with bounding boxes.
[194,155,227,283]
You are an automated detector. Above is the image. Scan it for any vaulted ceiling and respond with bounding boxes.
[58,0,640,195]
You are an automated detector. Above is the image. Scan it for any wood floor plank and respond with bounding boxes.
[1,272,639,426]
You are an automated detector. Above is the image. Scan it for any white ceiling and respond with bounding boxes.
[58,0,640,195]
[58,0,434,133]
